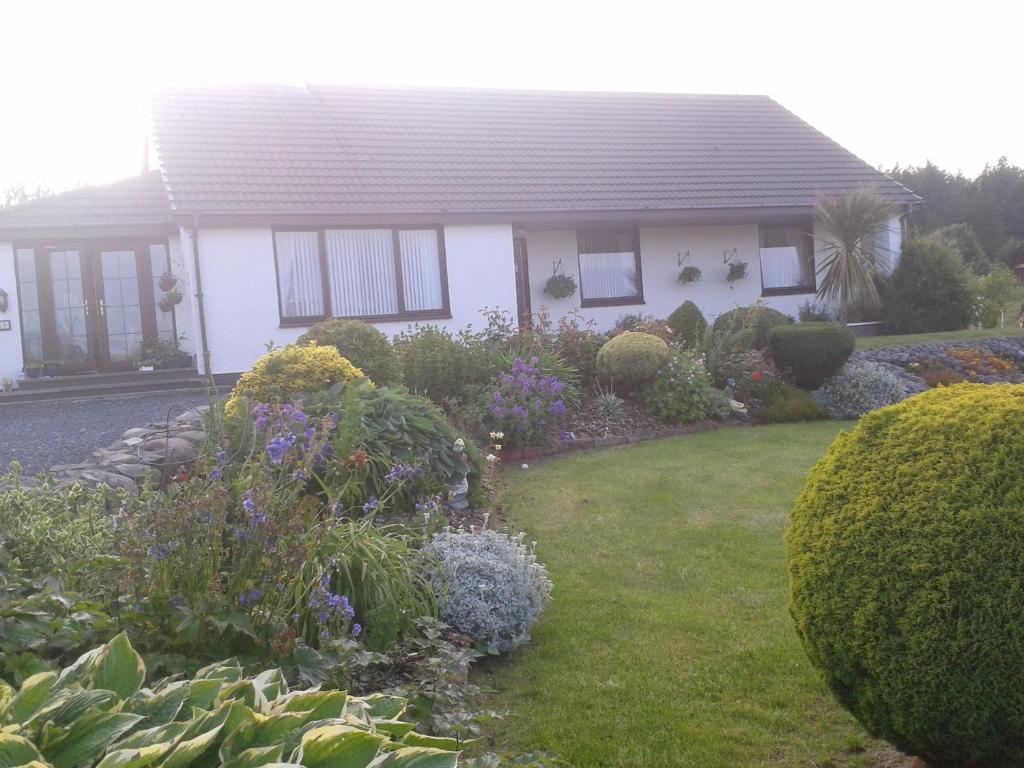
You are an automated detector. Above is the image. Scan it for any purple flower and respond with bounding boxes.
[266,433,296,465]
[351,623,362,638]
[362,496,379,513]
[249,588,262,603]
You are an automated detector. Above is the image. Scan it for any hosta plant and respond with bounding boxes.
[0,632,460,767]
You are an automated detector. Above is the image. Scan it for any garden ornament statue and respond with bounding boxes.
[447,437,471,510]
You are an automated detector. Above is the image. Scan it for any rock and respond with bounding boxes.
[114,463,162,485]
[142,437,198,465]
[55,469,138,495]
[121,427,151,440]
[172,430,207,446]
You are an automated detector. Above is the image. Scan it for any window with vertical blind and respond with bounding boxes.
[273,227,449,322]
[758,222,816,294]
[576,228,643,306]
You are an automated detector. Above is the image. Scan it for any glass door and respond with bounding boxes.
[96,249,145,367]
[16,241,172,374]
[47,249,98,371]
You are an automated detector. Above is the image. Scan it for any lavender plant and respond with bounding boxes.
[424,528,553,653]
[812,358,909,419]
[485,357,568,449]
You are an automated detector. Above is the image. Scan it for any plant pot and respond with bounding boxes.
[42,364,60,377]
[176,352,194,368]
[25,367,41,380]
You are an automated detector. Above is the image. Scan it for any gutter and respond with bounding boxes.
[189,215,213,381]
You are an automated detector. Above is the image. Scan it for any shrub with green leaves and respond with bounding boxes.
[303,381,484,506]
[812,359,908,419]
[754,380,828,423]
[299,319,402,385]
[787,384,1024,766]
[882,236,974,333]
[644,352,724,424]
[666,301,707,348]
[394,326,466,403]
[0,632,459,767]
[710,306,792,350]
[595,332,670,391]
[0,470,123,580]
[767,322,855,390]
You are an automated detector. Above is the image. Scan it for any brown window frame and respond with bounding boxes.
[273,225,452,327]
[758,220,817,297]
[575,226,645,308]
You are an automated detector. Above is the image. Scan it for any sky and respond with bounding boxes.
[1,0,1020,193]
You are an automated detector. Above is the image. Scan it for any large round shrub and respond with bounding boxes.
[666,300,708,348]
[767,322,854,389]
[882,236,973,333]
[425,529,553,653]
[787,385,1024,766]
[298,319,401,385]
[711,306,792,350]
[596,331,670,390]
[226,342,366,417]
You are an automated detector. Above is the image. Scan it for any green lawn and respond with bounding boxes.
[475,423,895,767]
[856,326,1022,349]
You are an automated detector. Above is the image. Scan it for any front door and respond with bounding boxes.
[513,236,532,328]
[16,242,169,373]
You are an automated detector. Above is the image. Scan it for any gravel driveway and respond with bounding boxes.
[0,393,213,477]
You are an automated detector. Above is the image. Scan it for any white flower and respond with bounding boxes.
[486,453,499,463]
[493,444,502,451]
[489,431,505,440]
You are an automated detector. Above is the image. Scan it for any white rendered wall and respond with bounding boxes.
[525,222,842,330]
[193,224,517,375]
[0,241,23,385]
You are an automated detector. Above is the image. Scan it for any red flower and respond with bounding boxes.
[752,371,762,381]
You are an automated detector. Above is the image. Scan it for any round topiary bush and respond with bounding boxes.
[787,384,1024,766]
[666,300,708,348]
[711,305,792,350]
[298,319,401,385]
[596,331,670,390]
[225,342,366,417]
[767,321,854,389]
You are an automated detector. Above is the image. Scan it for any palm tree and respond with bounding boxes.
[815,190,898,323]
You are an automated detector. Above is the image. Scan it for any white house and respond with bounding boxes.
[0,85,918,385]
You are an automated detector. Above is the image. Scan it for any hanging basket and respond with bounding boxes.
[158,272,178,292]
[544,273,577,299]
[158,287,184,314]
[726,261,748,284]
[678,266,702,284]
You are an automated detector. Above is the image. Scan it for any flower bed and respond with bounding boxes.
[856,336,1024,389]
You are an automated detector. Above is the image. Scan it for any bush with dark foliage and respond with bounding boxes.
[767,322,854,389]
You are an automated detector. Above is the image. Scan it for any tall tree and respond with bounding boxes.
[815,190,898,324]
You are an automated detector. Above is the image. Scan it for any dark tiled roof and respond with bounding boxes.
[151,85,919,217]
[0,171,173,234]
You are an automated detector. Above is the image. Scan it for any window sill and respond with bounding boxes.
[760,286,816,297]
[580,297,645,309]
[280,311,452,329]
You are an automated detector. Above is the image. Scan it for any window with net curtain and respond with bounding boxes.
[576,229,642,305]
[758,223,816,293]
[274,228,445,320]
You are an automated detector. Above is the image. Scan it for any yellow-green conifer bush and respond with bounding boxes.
[225,342,367,417]
[787,384,1024,766]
